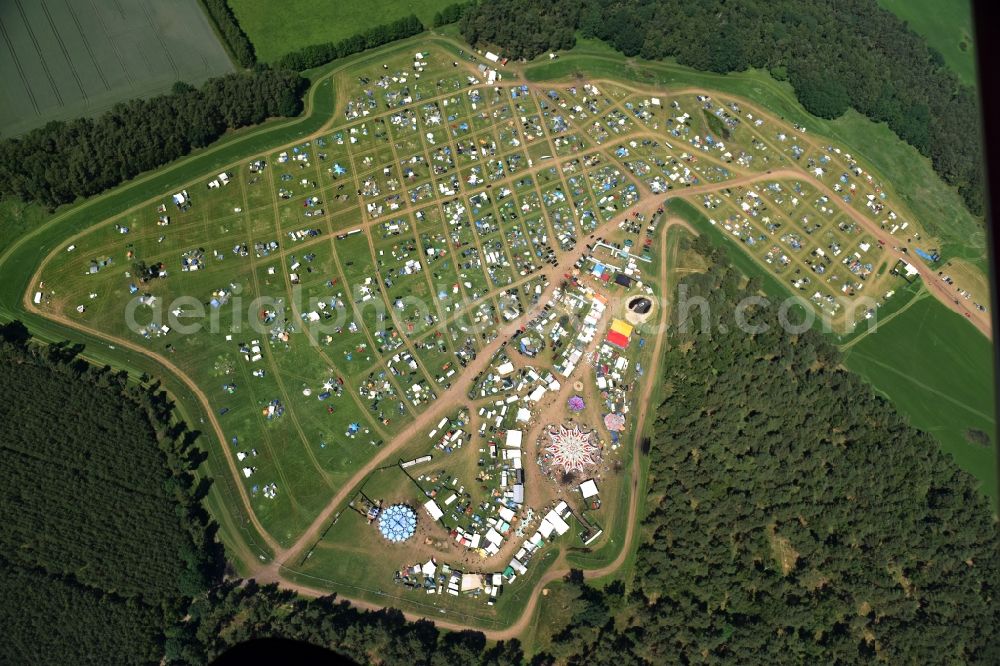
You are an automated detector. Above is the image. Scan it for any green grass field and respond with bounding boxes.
[0,30,996,632]
[229,0,453,63]
[843,296,997,500]
[0,0,234,137]
[668,198,997,502]
[878,0,978,86]
[525,39,987,272]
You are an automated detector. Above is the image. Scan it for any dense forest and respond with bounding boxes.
[274,15,425,71]
[0,323,223,662]
[530,237,1000,662]
[460,0,985,216]
[200,0,257,68]
[432,2,476,28]
[4,230,999,661]
[0,67,306,209]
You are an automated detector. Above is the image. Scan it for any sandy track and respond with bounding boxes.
[255,218,682,640]
[20,54,992,640]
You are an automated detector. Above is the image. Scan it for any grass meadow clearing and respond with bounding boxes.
[843,296,997,500]
[229,0,454,63]
[878,0,977,86]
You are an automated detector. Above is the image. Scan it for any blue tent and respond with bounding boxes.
[378,504,416,542]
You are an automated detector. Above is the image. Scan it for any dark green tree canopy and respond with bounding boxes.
[533,237,1000,663]
[460,0,985,216]
[0,68,307,209]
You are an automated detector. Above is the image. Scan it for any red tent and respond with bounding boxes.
[606,330,630,348]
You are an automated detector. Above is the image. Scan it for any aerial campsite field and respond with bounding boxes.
[7,31,994,634]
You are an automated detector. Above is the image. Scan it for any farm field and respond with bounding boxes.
[3,32,994,635]
[671,195,997,501]
[843,295,997,499]
[878,0,977,86]
[229,0,453,63]
[0,0,234,137]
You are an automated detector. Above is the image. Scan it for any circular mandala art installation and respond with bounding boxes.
[543,424,601,475]
[378,504,416,542]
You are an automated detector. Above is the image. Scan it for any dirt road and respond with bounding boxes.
[22,58,992,640]
[253,218,681,642]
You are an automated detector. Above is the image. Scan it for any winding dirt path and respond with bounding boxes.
[26,305,283,556]
[19,49,992,641]
[254,217,682,641]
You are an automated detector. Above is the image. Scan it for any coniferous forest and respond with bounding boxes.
[0,324,223,662]
[532,236,1000,662]
[459,0,985,216]
[2,231,998,662]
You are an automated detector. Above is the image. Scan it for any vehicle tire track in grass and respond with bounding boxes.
[238,174,337,496]
[260,145,395,472]
[13,0,63,107]
[844,349,994,422]
[838,288,929,352]
[87,0,133,86]
[62,0,111,92]
[38,0,87,101]
[138,0,179,81]
[0,16,39,114]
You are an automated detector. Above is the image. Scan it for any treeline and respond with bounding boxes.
[0,322,225,662]
[0,68,306,209]
[199,0,256,68]
[171,580,524,664]
[460,0,985,216]
[432,1,475,27]
[460,0,577,60]
[274,15,424,71]
[525,237,1000,662]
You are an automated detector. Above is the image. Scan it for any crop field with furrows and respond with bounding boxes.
[0,0,234,137]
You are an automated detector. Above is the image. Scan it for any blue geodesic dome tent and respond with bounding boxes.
[378,504,416,542]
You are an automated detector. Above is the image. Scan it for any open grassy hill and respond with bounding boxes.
[229,0,453,62]
[878,0,978,85]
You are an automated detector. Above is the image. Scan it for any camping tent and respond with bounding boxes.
[606,330,629,348]
[610,319,634,338]
[424,499,444,521]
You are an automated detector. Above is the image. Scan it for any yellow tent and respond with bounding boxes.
[610,319,633,338]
